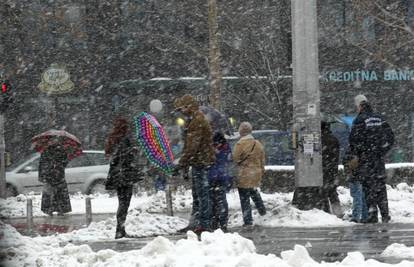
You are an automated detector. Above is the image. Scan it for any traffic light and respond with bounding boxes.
[0,80,13,113]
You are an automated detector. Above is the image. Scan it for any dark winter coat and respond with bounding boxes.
[39,145,71,214]
[105,136,147,189]
[348,103,394,181]
[321,127,340,187]
[39,145,69,185]
[208,143,232,182]
[178,110,215,168]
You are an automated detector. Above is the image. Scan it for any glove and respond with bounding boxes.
[172,165,181,177]
[348,157,359,171]
[183,169,190,180]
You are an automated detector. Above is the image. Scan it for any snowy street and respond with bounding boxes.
[2,0,414,266]
[3,185,414,265]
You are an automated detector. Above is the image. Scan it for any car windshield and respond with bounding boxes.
[6,154,39,172]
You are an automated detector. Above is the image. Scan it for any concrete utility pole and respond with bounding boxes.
[208,0,222,110]
[291,0,323,209]
[0,114,6,198]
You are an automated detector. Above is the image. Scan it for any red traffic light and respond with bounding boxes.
[1,83,6,93]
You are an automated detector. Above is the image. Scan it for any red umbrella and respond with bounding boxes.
[31,130,82,160]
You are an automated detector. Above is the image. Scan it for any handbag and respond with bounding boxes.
[105,144,147,189]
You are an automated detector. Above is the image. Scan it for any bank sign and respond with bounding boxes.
[324,69,414,82]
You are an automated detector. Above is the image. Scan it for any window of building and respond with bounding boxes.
[362,16,376,42]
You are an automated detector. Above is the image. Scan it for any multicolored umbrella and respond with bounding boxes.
[133,112,174,175]
[31,130,82,160]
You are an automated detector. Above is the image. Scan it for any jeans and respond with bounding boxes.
[209,180,229,229]
[192,166,211,229]
[188,174,200,228]
[238,188,266,225]
[154,174,166,191]
[349,181,368,222]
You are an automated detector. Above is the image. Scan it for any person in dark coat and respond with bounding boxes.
[208,132,231,232]
[320,121,342,217]
[105,116,146,239]
[348,95,394,223]
[39,143,71,216]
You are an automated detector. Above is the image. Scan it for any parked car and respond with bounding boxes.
[5,150,109,197]
[227,123,350,166]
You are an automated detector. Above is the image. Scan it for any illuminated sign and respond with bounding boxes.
[324,69,414,82]
[38,63,74,94]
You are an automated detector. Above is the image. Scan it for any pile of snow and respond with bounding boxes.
[3,222,414,267]
[0,189,194,218]
[382,244,414,260]
[3,183,414,228]
[0,222,61,266]
[0,194,44,218]
[36,210,188,243]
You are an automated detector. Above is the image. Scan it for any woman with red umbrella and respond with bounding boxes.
[33,130,82,216]
[38,140,71,216]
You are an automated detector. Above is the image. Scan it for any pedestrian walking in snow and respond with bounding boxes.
[105,116,147,239]
[39,143,71,216]
[173,94,215,234]
[208,132,231,232]
[348,95,394,223]
[233,122,266,228]
[320,121,343,217]
[174,98,199,233]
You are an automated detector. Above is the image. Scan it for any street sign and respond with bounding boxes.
[38,63,74,94]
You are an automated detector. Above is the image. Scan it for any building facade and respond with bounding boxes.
[1,0,413,162]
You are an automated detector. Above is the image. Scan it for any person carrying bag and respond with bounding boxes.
[105,116,148,239]
[232,122,267,228]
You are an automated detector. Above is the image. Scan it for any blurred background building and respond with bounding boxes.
[1,0,413,162]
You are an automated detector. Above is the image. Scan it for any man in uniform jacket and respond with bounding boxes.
[348,95,394,223]
[174,94,215,234]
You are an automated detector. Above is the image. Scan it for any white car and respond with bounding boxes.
[5,150,109,197]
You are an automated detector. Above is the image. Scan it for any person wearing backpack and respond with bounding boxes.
[233,122,266,228]
[105,115,147,238]
[348,95,394,223]
[208,132,232,232]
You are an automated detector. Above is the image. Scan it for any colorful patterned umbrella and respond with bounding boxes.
[133,112,174,175]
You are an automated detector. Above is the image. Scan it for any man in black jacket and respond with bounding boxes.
[348,95,394,223]
[321,121,342,217]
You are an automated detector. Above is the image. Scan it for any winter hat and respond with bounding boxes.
[354,94,368,107]
[238,122,252,137]
[173,97,183,111]
[175,94,198,111]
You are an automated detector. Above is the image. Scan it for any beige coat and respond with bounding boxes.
[232,135,265,188]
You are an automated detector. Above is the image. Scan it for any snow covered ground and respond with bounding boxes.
[2,222,414,267]
[2,184,414,266]
[2,183,414,227]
